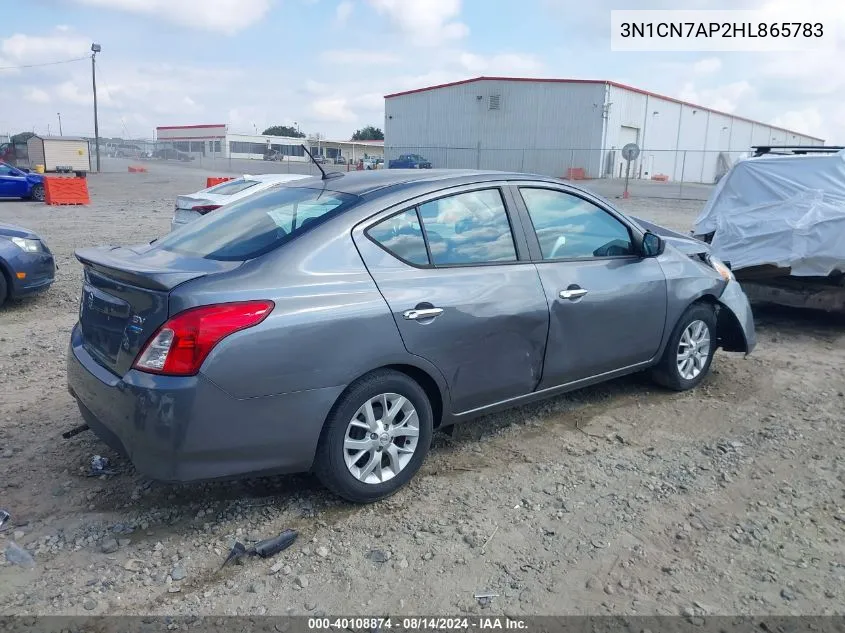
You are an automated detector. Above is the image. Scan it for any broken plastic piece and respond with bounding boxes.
[0,510,10,530]
[62,424,90,439]
[220,529,298,569]
[253,529,298,558]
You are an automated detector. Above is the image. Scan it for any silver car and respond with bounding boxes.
[67,170,755,503]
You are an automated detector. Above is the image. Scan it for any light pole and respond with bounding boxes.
[91,43,101,172]
[57,112,63,136]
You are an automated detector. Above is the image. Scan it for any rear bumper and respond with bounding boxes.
[66,324,343,482]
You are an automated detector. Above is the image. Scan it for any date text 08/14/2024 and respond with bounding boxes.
[307,618,528,630]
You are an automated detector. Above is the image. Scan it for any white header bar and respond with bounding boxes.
[610,10,834,51]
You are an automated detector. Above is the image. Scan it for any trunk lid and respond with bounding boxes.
[175,195,221,211]
[75,243,240,375]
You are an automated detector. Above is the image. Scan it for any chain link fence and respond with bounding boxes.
[99,140,749,201]
[384,146,748,201]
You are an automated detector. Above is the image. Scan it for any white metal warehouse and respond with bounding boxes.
[384,77,825,183]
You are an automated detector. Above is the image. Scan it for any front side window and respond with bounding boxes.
[368,209,429,266]
[155,186,358,261]
[520,188,634,260]
[417,189,517,265]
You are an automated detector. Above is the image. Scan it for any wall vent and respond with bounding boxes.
[488,94,501,110]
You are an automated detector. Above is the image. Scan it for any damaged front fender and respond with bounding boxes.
[717,280,757,354]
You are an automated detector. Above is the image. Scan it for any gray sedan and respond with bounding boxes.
[67,170,755,503]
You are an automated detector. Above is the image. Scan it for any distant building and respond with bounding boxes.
[155,124,383,163]
[384,76,825,183]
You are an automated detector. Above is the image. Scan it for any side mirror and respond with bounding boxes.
[642,231,664,257]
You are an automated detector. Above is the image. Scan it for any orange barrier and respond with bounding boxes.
[44,177,90,205]
[206,177,233,188]
[651,174,669,182]
[564,167,586,180]
[128,165,147,173]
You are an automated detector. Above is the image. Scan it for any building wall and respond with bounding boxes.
[605,84,822,183]
[386,79,824,182]
[385,79,606,177]
[156,125,227,141]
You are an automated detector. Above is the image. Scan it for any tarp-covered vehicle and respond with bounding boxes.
[693,146,845,313]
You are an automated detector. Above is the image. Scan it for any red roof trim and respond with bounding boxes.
[156,124,227,130]
[384,76,823,142]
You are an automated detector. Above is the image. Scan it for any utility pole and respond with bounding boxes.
[57,112,63,136]
[91,43,102,172]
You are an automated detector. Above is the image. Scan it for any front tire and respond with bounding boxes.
[0,272,7,308]
[30,184,45,202]
[651,303,717,391]
[314,370,433,503]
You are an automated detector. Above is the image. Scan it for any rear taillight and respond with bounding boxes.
[133,301,274,376]
[191,204,221,214]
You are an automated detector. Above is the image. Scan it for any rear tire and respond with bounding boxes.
[30,184,45,202]
[651,303,717,391]
[314,369,433,503]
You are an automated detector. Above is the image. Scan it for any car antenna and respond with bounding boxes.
[301,144,343,180]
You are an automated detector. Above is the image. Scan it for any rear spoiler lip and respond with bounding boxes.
[74,247,211,292]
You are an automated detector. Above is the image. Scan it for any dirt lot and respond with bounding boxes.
[0,164,843,616]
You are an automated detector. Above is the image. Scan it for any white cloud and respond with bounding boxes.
[367,0,468,46]
[772,108,825,137]
[692,57,721,74]
[55,80,110,106]
[305,79,331,95]
[24,87,51,104]
[678,81,754,114]
[351,93,385,110]
[55,25,71,32]
[320,49,401,65]
[335,1,353,25]
[67,0,271,35]
[312,98,356,122]
[458,52,544,75]
[1,33,90,63]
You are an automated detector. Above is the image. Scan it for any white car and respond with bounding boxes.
[170,173,310,232]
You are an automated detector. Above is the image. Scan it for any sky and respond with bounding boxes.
[2,0,843,143]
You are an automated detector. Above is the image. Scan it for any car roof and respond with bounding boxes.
[287,169,563,197]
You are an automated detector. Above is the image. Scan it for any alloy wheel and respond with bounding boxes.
[343,393,420,484]
[676,319,711,380]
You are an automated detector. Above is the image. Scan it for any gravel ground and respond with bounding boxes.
[0,163,842,616]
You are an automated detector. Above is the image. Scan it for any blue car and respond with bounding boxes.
[0,223,55,307]
[0,162,45,201]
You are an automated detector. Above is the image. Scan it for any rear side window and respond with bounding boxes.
[368,209,429,266]
[155,187,359,261]
[417,189,516,265]
[205,179,259,195]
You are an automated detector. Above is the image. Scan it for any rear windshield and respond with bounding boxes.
[155,186,359,261]
[205,178,259,195]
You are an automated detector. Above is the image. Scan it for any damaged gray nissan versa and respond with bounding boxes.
[67,169,756,503]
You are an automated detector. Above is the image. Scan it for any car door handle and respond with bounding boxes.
[559,288,588,300]
[403,308,444,320]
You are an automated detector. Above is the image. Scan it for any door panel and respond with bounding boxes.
[354,186,549,414]
[535,258,666,387]
[514,185,667,388]
[0,168,27,198]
